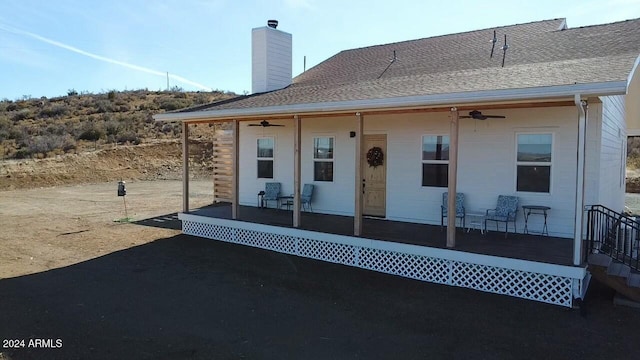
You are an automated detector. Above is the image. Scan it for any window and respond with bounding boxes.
[257,137,274,179]
[422,135,449,187]
[516,133,552,193]
[313,137,334,181]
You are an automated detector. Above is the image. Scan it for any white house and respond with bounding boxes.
[155,18,640,307]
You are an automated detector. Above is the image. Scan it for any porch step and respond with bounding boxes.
[628,273,640,288]
[589,265,640,303]
[607,262,631,278]
[588,253,612,268]
[613,293,640,308]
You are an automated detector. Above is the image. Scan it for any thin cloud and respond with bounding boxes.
[283,0,315,9]
[0,23,213,91]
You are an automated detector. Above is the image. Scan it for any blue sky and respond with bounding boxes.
[0,0,639,100]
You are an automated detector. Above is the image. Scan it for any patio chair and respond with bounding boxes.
[263,182,281,208]
[301,184,314,212]
[280,184,315,212]
[441,192,465,230]
[485,195,519,238]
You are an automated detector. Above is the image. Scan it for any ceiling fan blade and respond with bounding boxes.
[459,116,472,118]
[248,120,272,127]
[484,115,506,118]
[268,124,285,127]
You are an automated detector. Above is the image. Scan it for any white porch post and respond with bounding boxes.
[231,119,239,220]
[182,122,189,213]
[293,115,301,228]
[574,96,588,265]
[447,107,459,248]
[354,113,364,236]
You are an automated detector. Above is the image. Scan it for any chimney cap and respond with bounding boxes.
[267,20,278,29]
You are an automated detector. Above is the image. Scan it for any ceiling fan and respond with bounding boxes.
[247,120,284,127]
[460,110,506,120]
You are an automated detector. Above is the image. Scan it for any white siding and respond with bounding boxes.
[238,117,355,215]
[251,26,292,94]
[598,95,627,211]
[237,106,593,238]
[364,107,579,238]
[626,66,640,135]
[300,117,356,215]
[239,120,293,206]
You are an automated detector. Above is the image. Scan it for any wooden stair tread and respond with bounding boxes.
[588,253,612,267]
[607,262,631,278]
[590,266,640,303]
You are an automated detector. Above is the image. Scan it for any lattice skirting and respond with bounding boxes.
[181,215,586,307]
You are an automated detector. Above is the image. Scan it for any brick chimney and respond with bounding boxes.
[252,20,292,94]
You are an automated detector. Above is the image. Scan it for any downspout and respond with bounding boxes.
[573,95,588,266]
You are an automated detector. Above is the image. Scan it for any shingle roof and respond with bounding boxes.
[181,18,640,114]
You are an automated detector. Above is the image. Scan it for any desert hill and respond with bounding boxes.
[0,89,234,189]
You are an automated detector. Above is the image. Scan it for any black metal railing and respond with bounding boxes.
[586,205,640,271]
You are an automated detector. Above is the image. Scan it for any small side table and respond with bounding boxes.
[522,205,551,236]
[466,212,486,234]
[278,195,294,210]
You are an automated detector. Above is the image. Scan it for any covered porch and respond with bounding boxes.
[170,98,594,308]
[180,204,588,308]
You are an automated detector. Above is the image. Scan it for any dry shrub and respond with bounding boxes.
[0,89,236,158]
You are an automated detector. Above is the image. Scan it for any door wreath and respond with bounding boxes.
[366,146,384,167]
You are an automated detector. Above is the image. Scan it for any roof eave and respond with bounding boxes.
[153,81,627,122]
[627,54,640,92]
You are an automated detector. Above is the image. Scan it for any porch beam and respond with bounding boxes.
[174,101,576,124]
[231,119,239,220]
[447,107,459,248]
[182,122,189,213]
[573,96,588,265]
[293,115,301,228]
[354,113,364,236]
[361,101,576,117]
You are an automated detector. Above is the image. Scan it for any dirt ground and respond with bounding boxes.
[1,181,640,359]
[0,180,212,279]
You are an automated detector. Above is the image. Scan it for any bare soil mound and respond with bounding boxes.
[0,140,211,190]
[626,177,640,193]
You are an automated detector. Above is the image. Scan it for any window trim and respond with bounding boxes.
[257,136,274,179]
[514,132,553,194]
[313,136,335,182]
[421,134,449,188]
